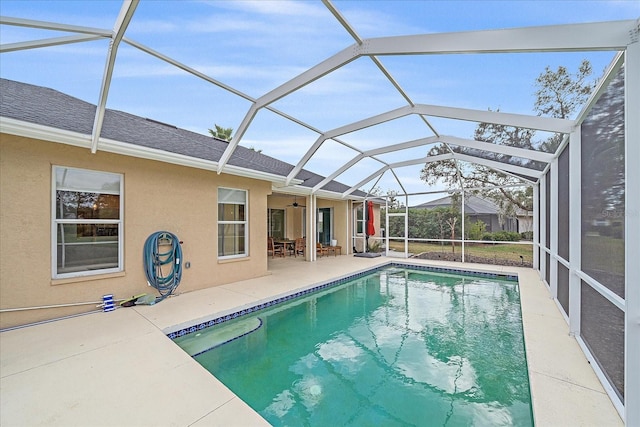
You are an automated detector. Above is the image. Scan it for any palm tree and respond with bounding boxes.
[208,124,233,142]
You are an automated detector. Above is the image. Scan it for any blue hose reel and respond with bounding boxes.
[143,231,183,303]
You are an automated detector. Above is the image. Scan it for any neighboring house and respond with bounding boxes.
[0,78,379,329]
[412,194,522,233]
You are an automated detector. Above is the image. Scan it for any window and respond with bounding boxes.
[218,188,248,258]
[52,166,122,278]
[355,204,364,234]
[268,209,285,239]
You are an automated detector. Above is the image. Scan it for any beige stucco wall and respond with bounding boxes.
[316,198,349,249]
[266,195,305,240]
[0,134,271,329]
[266,195,351,258]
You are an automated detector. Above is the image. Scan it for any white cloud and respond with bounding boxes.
[201,0,328,18]
[112,63,186,78]
[129,19,178,34]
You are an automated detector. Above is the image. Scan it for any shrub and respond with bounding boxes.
[493,231,521,242]
[482,231,521,242]
[482,232,495,241]
[467,220,486,240]
[368,240,384,253]
[520,231,533,240]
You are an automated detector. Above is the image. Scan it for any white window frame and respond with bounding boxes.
[354,203,365,235]
[51,165,123,279]
[268,208,286,239]
[218,187,248,259]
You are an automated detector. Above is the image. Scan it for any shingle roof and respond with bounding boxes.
[0,78,361,196]
[412,194,501,214]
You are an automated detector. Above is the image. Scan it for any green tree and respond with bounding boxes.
[386,189,402,208]
[467,220,486,241]
[535,59,597,153]
[208,124,233,142]
[421,60,597,215]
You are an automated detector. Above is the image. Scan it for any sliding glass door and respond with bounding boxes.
[317,207,332,245]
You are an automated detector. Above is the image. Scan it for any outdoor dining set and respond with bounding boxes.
[267,237,341,258]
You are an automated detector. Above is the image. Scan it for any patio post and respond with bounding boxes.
[550,156,559,299]
[624,39,640,427]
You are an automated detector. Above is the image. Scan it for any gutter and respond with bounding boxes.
[0,116,303,186]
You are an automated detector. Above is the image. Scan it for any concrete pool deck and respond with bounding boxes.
[0,256,623,426]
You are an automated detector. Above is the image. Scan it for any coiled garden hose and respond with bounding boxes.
[143,231,183,303]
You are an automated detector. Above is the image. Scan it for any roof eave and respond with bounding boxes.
[0,116,302,186]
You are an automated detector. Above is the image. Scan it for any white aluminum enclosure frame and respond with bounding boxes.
[1,5,638,424]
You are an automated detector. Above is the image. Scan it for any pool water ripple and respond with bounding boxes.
[173,267,533,426]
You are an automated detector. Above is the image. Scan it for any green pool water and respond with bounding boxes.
[175,267,533,426]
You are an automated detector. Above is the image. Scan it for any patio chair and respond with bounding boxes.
[294,238,305,257]
[268,237,284,258]
[316,243,329,257]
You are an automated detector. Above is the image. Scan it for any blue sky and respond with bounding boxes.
[1,0,638,202]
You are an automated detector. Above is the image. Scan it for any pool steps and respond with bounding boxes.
[175,317,263,357]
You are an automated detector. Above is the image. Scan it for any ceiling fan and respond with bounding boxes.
[287,196,306,208]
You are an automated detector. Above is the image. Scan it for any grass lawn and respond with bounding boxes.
[581,235,624,275]
[387,241,533,263]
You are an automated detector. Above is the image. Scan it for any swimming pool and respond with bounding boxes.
[172,265,533,426]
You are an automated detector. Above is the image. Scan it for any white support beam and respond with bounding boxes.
[345,199,351,256]
[287,134,329,185]
[485,166,537,185]
[461,190,466,262]
[363,20,637,55]
[288,104,563,186]
[123,37,252,102]
[388,154,454,171]
[216,103,259,174]
[322,0,361,42]
[440,135,554,163]
[309,195,317,262]
[342,166,388,199]
[366,136,440,158]
[549,156,559,299]
[384,196,389,257]
[256,45,360,109]
[389,168,408,197]
[404,195,409,258]
[0,34,105,53]
[213,20,620,179]
[540,173,547,282]
[624,37,640,427]
[326,105,415,139]
[452,153,543,179]
[311,136,440,193]
[90,0,139,154]
[323,0,439,137]
[286,105,415,185]
[0,16,112,36]
[568,131,581,336]
[415,104,574,134]
[342,153,453,198]
[573,52,626,139]
[312,155,364,194]
[124,36,343,145]
[533,183,540,270]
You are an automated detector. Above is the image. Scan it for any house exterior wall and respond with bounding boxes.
[468,214,518,234]
[266,196,353,248]
[317,198,350,249]
[266,196,305,240]
[517,215,533,233]
[0,134,271,329]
